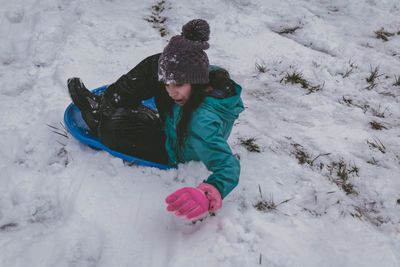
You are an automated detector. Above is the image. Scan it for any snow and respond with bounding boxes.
[1,0,399,266]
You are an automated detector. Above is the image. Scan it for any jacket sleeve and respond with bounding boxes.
[188,114,240,199]
[102,53,161,109]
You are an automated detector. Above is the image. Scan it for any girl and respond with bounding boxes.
[68,19,244,220]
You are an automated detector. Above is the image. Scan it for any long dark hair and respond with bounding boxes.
[167,83,207,160]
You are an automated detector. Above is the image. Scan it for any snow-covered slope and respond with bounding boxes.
[0,0,399,266]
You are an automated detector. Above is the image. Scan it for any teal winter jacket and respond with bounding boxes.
[164,76,244,199]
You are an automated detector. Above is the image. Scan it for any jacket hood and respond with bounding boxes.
[201,81,244,121]
[200,65,244,121]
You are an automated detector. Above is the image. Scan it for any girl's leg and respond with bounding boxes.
[68,78,169,164]
[98,105,169,165]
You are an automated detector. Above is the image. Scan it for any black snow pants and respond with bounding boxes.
[97,104,170,165]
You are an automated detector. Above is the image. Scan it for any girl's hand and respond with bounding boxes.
[165,183,222,220]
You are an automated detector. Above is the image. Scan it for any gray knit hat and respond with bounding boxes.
[158,19,210,84]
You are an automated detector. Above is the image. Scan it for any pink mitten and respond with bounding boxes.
[165,183,222,220]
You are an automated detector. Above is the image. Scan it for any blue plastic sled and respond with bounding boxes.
[64,85,173,170]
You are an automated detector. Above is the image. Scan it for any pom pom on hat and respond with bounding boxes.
[158,19,211,84]
[181,19,210,42]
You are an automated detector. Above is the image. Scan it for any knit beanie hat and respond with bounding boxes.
[158,19,210,84]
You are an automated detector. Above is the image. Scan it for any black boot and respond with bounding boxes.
[67,77,102,133]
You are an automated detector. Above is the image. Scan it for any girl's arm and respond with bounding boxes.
[189,115,240,199]
[164,115,239,220]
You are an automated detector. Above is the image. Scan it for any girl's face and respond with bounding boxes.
[164,83,192,106]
